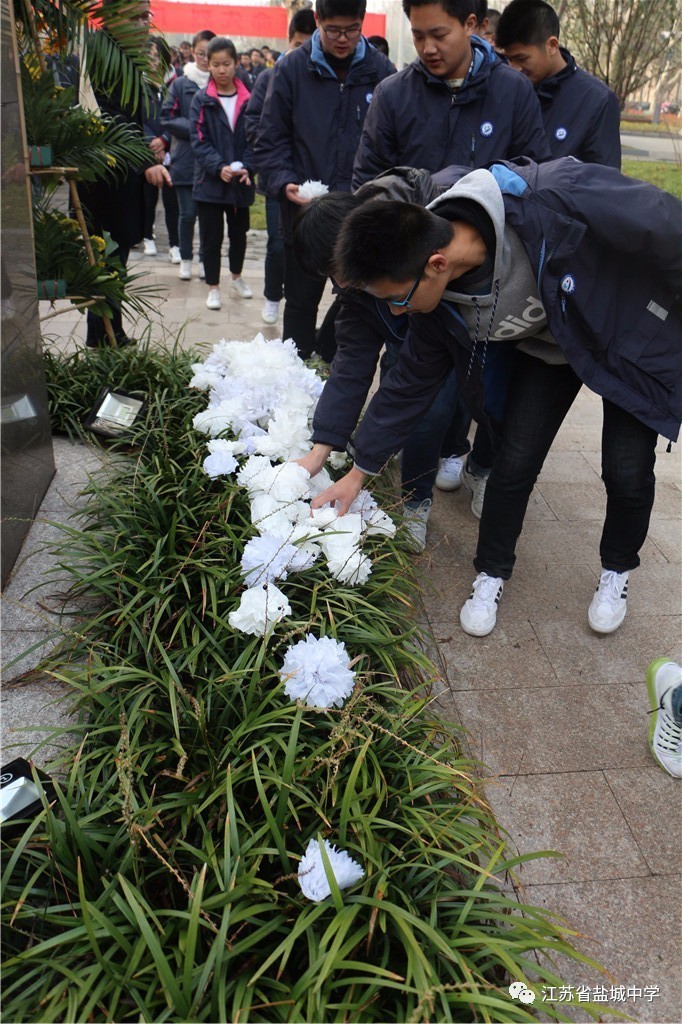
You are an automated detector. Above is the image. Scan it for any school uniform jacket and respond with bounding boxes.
[352,36,551,189]
[350,157,682,475]
[254,32,394,239]
[161,72,206,186]
[189,77,255,206]
[536,48,621,167]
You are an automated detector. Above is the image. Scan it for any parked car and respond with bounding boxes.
[661,101,680,114]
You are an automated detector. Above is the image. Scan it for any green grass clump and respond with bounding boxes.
[621,159,682,198]
[1,342,607,1022]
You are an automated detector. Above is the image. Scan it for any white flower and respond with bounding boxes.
[298,180,329,201]
[280,633,355,709]
[253,407,312,461]
[298,838,364,902]
[363,508,397,538]
[241,534,298,587]
[202,439,244,479]
[327,550,372,586]
[328,450,349,470]
[237,456,277,495]
[228,583,291,635]
[267,462,311,503]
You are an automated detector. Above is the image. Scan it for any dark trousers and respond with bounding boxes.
[283,242,326,359]
[315,299,339,364]
[264,195,283,302]
[86,243,129,346]
[197,202,250,286]
[143,181,179,247]
[475,351,658,580]
[383,342,494,504]
[176,185,202,261]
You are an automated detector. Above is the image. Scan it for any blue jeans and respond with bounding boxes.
[383,341,490,504]
[176,186,200,261]
[264,196,283,302]
[475,351,658,579]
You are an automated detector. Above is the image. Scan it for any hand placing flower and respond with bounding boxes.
[311,466,368,517]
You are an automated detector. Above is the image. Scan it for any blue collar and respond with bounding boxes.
[310,30,367,78]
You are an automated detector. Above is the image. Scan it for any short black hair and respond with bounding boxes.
[402,0,477,23]
[474,0,488,25]
[334,201,453,288]
[495,0,560,49]
[207,36,238,63]
[316,0,367,21]
[289,8,316,39]
[192,29,216,49]
[293,192,366,277]
[368,34,389,56]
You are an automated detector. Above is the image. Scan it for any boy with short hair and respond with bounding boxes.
[254,0,394,360]
[309,158,681,638]
[495,0,621,167]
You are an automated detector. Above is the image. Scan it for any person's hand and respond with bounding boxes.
[310,466,367,516]
[147,136,164,159]
[144,164,172,187]
[295,443,333,478]
[285,183,310,206]
[219,165,234,182]
[234,167,252,187]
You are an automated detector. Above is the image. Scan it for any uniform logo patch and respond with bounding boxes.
[555,127,568,140]
[480,121,494,137]
[365,92,373,103]
[560,274,576,294]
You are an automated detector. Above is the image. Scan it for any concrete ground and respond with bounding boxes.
[2,227,681,1023]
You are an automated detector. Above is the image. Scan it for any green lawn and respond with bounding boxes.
[622,159,682,198]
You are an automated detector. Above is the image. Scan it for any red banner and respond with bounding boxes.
[153,3,386,41]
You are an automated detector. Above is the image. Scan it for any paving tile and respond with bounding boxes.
[1,629,62,683]
[532,614,682,685]
[535,480,610,522]
[453,682,650,773]
[429,616,556,693]
[536,450,603,484]
[1,675,79,765]
[483,771,649,885]
[646,518,682,563]
[526,876,682,1023]
[516,521,667,567]
[604,767,682,875]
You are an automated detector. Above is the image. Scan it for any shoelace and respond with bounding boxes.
[470,575,501,607]
[595,571,627,604]
[649,689,682,753]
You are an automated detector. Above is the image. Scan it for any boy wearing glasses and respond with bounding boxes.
[254,0,394,361]
[307,158,681,639]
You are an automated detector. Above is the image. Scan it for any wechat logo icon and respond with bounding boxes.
[509,981,536,1005]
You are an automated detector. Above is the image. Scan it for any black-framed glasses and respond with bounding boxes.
[385,256,431,309]
[320,24,362,41]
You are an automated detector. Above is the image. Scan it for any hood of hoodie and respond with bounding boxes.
[183,61,210,88]
[426,168,559,359]
[427,168,507,307]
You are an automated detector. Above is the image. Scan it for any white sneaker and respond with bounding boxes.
[261,299,280,324]
[402,499,431,553]
[646,659,682,778]
[435,454,465,491]
[231,277,253,299]
[460,573,504,636]
[169,246,181,264]
[588,569,629,634]
[462,464,488,519]
[143,238,157,256]
[198,261,206,279]
[206,288,221,310]
[179,260,192,280]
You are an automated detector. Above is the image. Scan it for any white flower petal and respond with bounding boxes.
[298,838,364,902]
[227,583,291,635]
[280,634,355,709]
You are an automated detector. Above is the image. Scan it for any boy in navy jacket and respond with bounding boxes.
[254,0,394,359]
[308,158,681,638]
[495,0,621,167]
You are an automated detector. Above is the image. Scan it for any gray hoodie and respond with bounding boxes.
[427,169,565,364]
